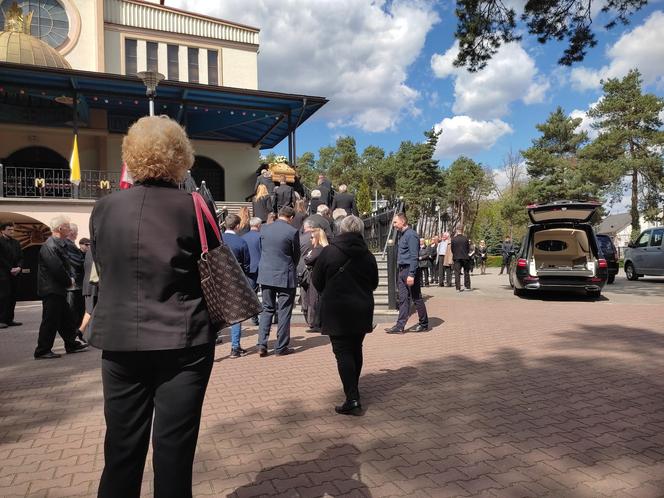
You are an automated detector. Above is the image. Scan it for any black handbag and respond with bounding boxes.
[193,192,262,328]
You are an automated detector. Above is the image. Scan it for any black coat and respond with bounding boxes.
[273,184,295,212]
[451,234,470,260]
[309,198,324,215]
[312,232,378,336]
[331,193,358,216]
[37,236,73,297]
[252,195,273,223]
[89,180,219,351]
[0,235,22,298]
[82,249,98,298]
[418,245,432,268]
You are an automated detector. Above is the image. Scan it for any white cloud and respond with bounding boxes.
[170,0,439,132]
[570,10,664,91]
[431,42,549,119]
[570,98,603,139]
[433,115,513,158]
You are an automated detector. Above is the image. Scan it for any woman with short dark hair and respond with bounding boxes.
[312,215,378,415]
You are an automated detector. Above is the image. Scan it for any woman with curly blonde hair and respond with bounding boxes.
[89,115,218,498]
[252,183,273,223]
[237,206,251,235]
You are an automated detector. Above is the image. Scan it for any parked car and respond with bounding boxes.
[623,227,664,280]
[595,234,619,284]
[509,201,609,298]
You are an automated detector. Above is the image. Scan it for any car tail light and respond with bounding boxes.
[517,258,528,268]
[598,259,607,269]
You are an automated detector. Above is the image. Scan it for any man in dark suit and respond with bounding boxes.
[257,206,300,356]
[34,216,88,359]
[0,222,23,328]
[242,217,262,326]
[499,236,515,275]
[272,175,295,213]
[224,214,251,357]
[331,184,358,216]
[317,175,334,207]
[253,168,276,195]
[451,226,472,291]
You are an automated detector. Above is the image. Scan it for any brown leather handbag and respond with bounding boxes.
[192,192,262,328]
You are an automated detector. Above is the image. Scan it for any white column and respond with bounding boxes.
[199,48,208,85]
[136,39,147,72]
[157,42,168,77]
[179,45,188,82]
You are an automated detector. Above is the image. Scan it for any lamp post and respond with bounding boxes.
[137,71,165,116]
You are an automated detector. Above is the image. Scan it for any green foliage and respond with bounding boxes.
[443,156,493,231]
[583,69,664,236]
[295,151,318,187]
[522,107,604,203]
[357,179,372,216]
[454,0,648,71]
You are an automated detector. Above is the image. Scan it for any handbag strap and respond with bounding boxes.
[192,192,222,254]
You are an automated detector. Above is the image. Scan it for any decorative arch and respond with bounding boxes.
[191,155,225,202]
[4,146,68,169]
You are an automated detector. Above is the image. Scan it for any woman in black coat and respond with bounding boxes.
[312,215,378,415]
[89,115,218,498]
[252,184,273,223]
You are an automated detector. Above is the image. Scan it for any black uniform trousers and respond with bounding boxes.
[330,334,366,402]
[396,267,428,330]
[0,275,18,324]
[454,259,472,290]
[499,256,512,274]
[35,294,79,356]
[98,343,214,498]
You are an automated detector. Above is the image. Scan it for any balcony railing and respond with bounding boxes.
[0,165,121,200]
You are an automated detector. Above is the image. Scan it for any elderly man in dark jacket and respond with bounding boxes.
[451,226,472,291]
[34,216,88,359]
[331,184,358,216]
[312,215,378,416]
[257,206,300,357]
[272,175,295,213]
[0,222,23,328]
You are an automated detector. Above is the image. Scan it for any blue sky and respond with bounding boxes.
[172,1,664,178]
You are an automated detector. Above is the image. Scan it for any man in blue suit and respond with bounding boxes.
[242,217,262,326]
[223,214,251,358]
[257,206,300,356]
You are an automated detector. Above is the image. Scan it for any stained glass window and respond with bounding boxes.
[0,0,70,48]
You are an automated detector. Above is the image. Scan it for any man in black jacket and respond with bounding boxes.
[331,184,358,216]
[499,235,514,274]
[272,175,295,213]
[451,226,471,291]
[0,222,23,328]
[317,175,334,207]
[34,216,88,359]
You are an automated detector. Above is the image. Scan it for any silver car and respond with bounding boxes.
[624,228,664,279]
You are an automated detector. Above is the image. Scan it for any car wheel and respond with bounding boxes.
[607,274,615,284]
[624,262,639,281]
[513,287,525,297]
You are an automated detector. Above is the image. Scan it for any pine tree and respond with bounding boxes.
[522,107,603,203]
[583,69,664,239]
[357,180,372,216]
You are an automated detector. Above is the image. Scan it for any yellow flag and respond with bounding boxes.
[69,134,81,186]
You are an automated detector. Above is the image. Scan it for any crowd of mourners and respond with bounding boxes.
[0,115,517,498]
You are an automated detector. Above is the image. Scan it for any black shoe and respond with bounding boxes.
[385,326,404,334]
[275,347,294,356]
[66,341,89,353]
[410,324,430,332]
[7,321,22,327]
[306,327,321,333]
[258,347,268,357]
[35,351,61,359]
[230,348,247,358]
[0,323,8,329]
[335,400,362,416]
[76,330,87,344]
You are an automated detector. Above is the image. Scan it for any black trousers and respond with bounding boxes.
[0,275,18,324]
[454,259,472,290]
[500,256,512,274]
[98,343,214,498]
[35,294,78,356]
[438,262,452,286]
[330,334,365,402]
[430,260,439,283]
[258,286,295,352]
[396,267,428,330]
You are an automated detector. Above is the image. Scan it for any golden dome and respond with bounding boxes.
[0,1,70,69]
[0,30,71,69]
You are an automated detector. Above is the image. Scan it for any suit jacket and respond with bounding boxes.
[37,236,72,297]
[451,234,470,260]
[306,213,334,240]
[224,231,250,276]
[331,193,358,215]
[273,184,294,212]
[254,175,275,194]
[257,219,300,289]
[88,180,218,351]
[309,198,324,215]
[317,185,332,207]
[0,235,22,297]
[242,229,261,274]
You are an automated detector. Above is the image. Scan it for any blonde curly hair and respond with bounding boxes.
[122,115,194,183]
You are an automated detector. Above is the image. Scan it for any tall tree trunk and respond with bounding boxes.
[630,143,640,239]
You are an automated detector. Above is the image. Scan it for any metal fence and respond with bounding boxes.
[362,200,403,255]
[0,165,121,199]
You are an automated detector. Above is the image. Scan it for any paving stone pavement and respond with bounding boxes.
[1,273,664,497]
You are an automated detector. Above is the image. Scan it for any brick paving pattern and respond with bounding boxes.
[1,274,664,497]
